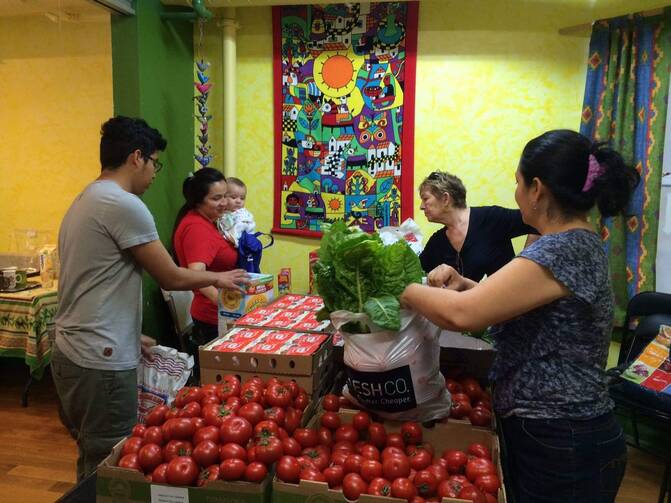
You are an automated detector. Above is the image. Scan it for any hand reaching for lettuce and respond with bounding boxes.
[312,221,423,332]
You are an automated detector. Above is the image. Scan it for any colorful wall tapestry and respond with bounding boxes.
[272,2,418,237]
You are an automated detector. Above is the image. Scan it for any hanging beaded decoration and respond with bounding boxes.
[194,18,213,169]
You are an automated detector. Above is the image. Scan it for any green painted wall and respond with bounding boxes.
[111,0,194,343]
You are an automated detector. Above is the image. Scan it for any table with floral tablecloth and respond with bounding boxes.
[0,282,58,380]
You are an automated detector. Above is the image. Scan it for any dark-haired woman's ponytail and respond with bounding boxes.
[589,145,640,217]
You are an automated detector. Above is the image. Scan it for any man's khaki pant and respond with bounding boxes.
[51,345,137,481]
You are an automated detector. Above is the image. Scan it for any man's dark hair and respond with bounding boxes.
[100,116,167,170]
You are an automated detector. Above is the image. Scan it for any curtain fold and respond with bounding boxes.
[580,10,671,324]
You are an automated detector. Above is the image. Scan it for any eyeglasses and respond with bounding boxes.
[145,156,164,174]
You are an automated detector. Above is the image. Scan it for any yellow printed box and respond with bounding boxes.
[219,273,275,322]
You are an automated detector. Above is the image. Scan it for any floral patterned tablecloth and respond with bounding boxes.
[0,282,58,379]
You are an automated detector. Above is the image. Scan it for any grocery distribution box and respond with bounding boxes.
[199,328,335,395]
[234,306,332,334]
[218,272,274,321]
[97,438,272,503]
[273,411,506,503]
[267,294,324,312]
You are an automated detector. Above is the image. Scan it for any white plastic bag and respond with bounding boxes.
[136,345,194,422]
[378,218,424,255]
[331,309,450,422]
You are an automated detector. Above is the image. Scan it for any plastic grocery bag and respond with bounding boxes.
[331,309,450,422]
[378,218,424,255]
[136,345,194,422]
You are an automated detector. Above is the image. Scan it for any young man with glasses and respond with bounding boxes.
[52,116,250,481]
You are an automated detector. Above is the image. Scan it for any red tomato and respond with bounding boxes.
[247,445,257,463]
[220,458,247,481]
[381,446,406,461]
[452,393,471,405]
[359,444,380,461]
[385,432,405,448]
[433,456,449,470]
[400,422,423,444]
[244,461,268,482]
[276,455,301,483]
[197,464,220,487]
[163,440,193,462]
[174,386,203,408]
[392,477,418,501]
[220,416,253,445]
[151,463,169,483]
[368,422,387,449]
[255,436,283,465]
[293,428,318,448]
[427,464,448,485]
[368,477,392,496]
[254,420,280,439]
[219,442,247,462]
[317,427,333,447]
[323,465,345,488]
[459,485,488,503]
[294,392,309,411]
[284,380,299,399]
[342,473,368,501]
[166,456,199,486]
[265,382,293,408]
[299,468,326,482]
[331,450,349,466]
[281,437,302,457]
[343,453,364,474]
[245,376,265,388]
[137,443,163,472]
[192,425,219,446]
[201,383,219,395]
[414,470,438,497]
[382,454,411,479]
[143,426,165,446]
[145,404,170,427]
[360,459,383,482]
[121,437,144,456]
[118,453,140,471]
[335,425,359,444]
[192,440,219,468]
[226,396,243,413]
[241,386,263,405]
[352,411,371,431]
[165,418,197,441]
[460,378,483,402]
[408,442,435,458]
[409,449,432,471]
[438,475,472,498]
[283,407,302,435]
[442,449,468,474]
[332,440,355,453]
[467,443,492,460]
[132,424,147,438]
[445,378,463,394]
[469,407,493,427]
[164,407,179,421]
[320,411,341,430]
[465,457,495,482]
[410,497,427,503]
[450,399,473,419]
[474,399,492,411]
[201,403,234,428]
[296,455,317,470]
[264,406,286,427]
[191,417,205,430]
[177,401,201,418]
[278,427,289,440]
[302,447,330,471]
[475,473,500,494]
[322,394,340,412]
[238,402,264,426]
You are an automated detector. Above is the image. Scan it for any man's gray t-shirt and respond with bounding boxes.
[55,180,159,370]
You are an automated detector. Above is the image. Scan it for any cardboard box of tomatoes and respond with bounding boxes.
[96,437,273,503]
[199,329,335,396]
[271,408,506,503]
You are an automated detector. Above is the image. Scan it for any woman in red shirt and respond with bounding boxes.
[173,168,246,367]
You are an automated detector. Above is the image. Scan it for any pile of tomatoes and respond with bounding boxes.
[115,375,311,487]
[444,375,493,428]
[274,393,501,503]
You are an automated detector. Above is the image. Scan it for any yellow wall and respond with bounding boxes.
[0,15,113,252]
[200,3,589,293]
